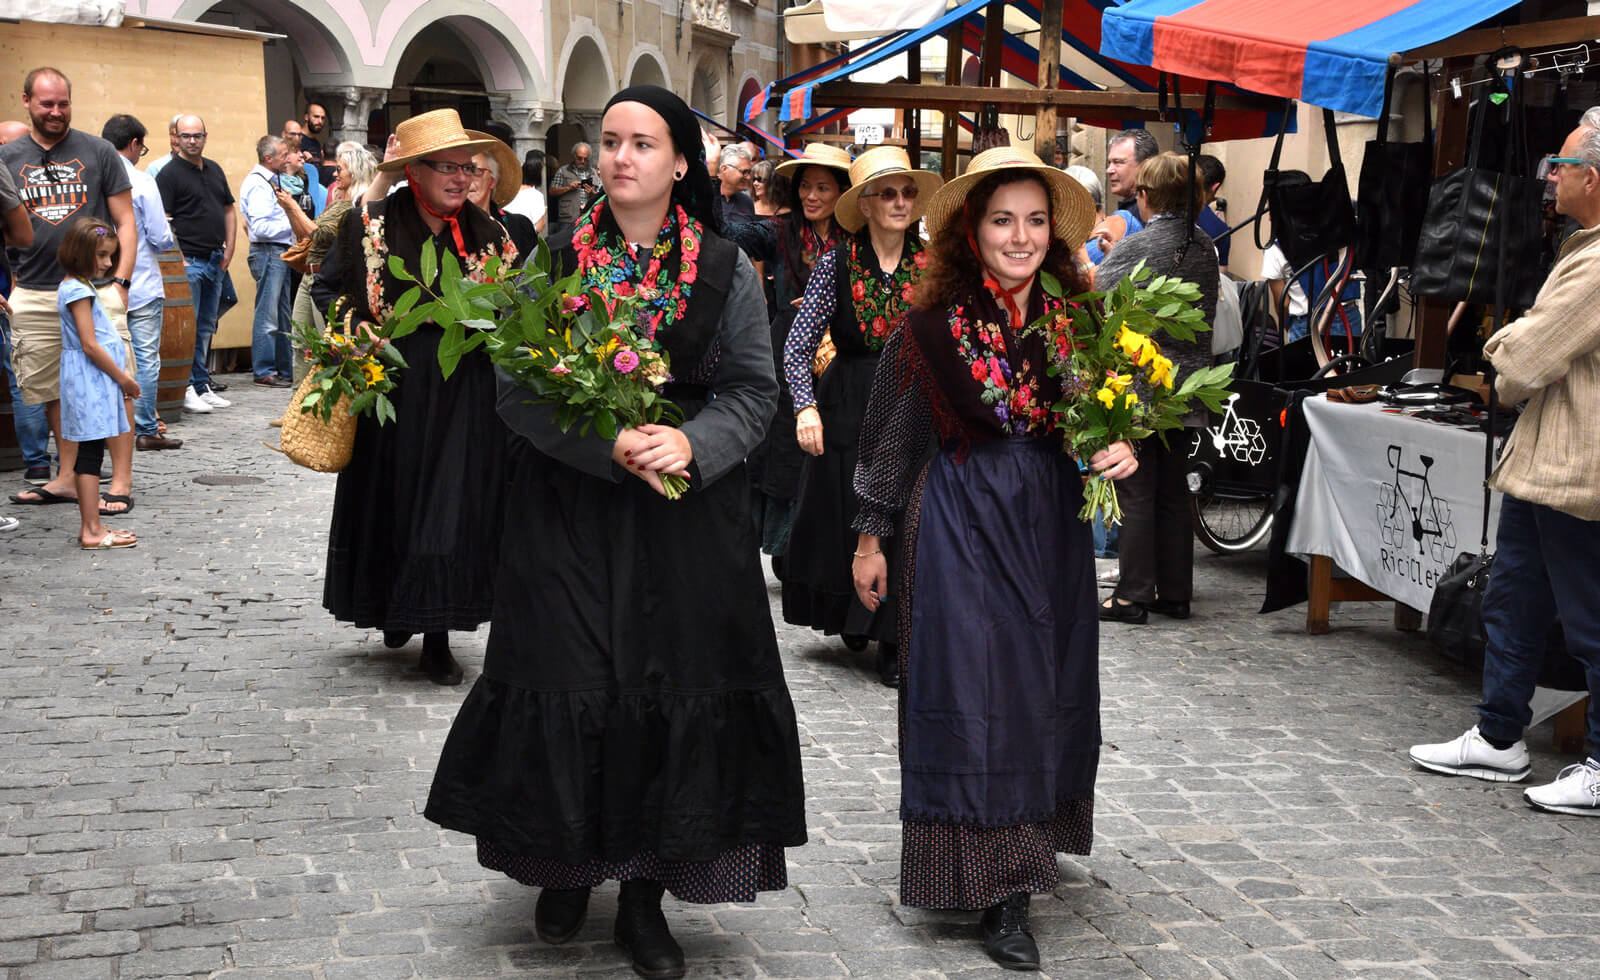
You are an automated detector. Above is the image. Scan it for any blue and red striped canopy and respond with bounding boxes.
[1101,0,1520,118]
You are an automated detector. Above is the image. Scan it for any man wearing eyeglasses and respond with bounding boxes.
[239,135,297,387]
[104,114,180,450]
[716,144,756,225]
[156,114,237,411]
[1,67,139,511]
[1409,119,1600,818]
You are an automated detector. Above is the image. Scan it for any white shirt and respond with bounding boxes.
[239,164,294,245]
[1260,244,1307,316]
[502,186,546,223]
[121,156,176,310]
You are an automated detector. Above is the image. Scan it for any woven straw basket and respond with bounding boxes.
[267,374,357,473]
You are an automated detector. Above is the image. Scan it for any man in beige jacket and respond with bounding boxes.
[1410,121,1600,817]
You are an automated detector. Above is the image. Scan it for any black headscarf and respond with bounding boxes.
[602,85,721,235]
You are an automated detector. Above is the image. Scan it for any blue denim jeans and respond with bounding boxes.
[126,298,163,436]
[248,243,293,380]
[184,250,226,393]
[1,315,51,469]
[1477,494,1600,752]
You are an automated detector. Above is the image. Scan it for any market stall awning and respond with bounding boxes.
[1100,0,1523,118]
[765,0,1289,140]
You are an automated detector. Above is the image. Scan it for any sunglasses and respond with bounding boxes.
[860,185,919,203]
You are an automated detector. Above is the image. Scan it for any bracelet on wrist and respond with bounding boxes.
[852,549,880,559]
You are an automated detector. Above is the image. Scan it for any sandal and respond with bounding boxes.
[10,486,74,505]
[82,529,137,550]
[100,494,134,516]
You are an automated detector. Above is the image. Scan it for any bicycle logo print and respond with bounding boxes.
[1376,443,1458,589]
[1191,392,1267,465]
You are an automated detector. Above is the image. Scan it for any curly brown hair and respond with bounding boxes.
[916,170,1087,311]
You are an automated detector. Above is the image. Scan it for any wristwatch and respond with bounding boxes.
[111,277,132,289]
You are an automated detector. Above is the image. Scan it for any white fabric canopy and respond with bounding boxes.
[820,0,946,34]
[0,0,124,26]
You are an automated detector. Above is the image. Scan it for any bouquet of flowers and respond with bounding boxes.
[385,239,690,498]
[1027,262,1235,526]
[289,318,407,423]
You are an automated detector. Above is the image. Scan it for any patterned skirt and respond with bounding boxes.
[894,440,1098,911]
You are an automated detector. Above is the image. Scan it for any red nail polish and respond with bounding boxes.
[624,450,632,456]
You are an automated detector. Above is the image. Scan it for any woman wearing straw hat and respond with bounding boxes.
[312,109,519,685]
[1097,152,1219,625]
[850,147,1139,970]
[424,86,805,980]
[728,142,853,572]
[780,146,941,687]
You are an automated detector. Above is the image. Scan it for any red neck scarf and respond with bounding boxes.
[407,168,468,255]
[966,231,1032,327]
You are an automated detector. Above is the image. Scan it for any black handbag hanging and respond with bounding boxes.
[1409,55,1547,308]
[1426,370,1497,666]
[1255,102,1356,270]
[1355,64,1434,270]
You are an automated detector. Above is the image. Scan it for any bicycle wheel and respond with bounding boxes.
[1191,491,1275,555]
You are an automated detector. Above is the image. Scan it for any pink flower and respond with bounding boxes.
[562,294,588,313]
[613,350,640,374]
[550,364,572,376]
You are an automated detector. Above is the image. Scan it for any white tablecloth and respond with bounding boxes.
[1286,397,1502,612]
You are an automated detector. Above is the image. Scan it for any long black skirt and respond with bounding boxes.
[782,354,896,642]
[424,437,808,903]
[747,309,806,557]
[896,438,1099,909]
[322,327,506,633]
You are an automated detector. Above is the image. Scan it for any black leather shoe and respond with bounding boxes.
[535,886,590,944]
[1145,598,1191,619]
[209,381,229,392]
[877,643,900,688]
[136,434,184,451]
[842,633,869,652]
[614,879,685,979]
[383,630,413,649]
[253,375,294,388]
[1099,598,1148,624]
[980,893,1040,971]
[418,637,464,686]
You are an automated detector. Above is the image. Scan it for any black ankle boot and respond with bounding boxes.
[418,633,463,686]
[877,643,900,688]
[979,892,1039,971]
[614,879,684,979]
[535,886,590,944]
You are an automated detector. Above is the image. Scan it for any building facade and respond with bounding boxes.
[122,0,781,160]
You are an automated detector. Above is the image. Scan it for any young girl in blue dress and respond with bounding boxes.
[57,217,139,549]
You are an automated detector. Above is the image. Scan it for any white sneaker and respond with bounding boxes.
[1408,725,1531,782]
[183,386,214,413]
[1524,761,1600,816]
[0,515,19,532]
[199,389,231,408]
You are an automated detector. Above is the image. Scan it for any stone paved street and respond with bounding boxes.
[1,376,1597,980]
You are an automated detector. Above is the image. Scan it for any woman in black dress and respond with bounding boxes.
[781,147,941,686]
[729,143,852,570]
[424,86,806,980]
[850,148,1139,970]
[312,110,518,685]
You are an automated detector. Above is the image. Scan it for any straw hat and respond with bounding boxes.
[378,109,496,173]
[833,146,944,233]
[465,130,521,207]
[773,142,852,180]
[923,146,1097,247]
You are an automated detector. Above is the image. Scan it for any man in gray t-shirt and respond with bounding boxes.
[1,67,137,510]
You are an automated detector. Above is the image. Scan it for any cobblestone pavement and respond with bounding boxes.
[1,377,1597,980]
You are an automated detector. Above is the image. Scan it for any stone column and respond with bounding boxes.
[486,96,550,160]
[566,111,603,145]
[319,86,390,150]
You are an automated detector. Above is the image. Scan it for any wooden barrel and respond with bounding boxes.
[0,365,21,472]
[155,251,197,424]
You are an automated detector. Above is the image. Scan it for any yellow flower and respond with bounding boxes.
[1116,327,1148,360]
[1107,372,1134,393]
[1147,354,1175,389]
[1096,386,1117,408]
[1123,391,1139,409]
[359,360,386,388]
